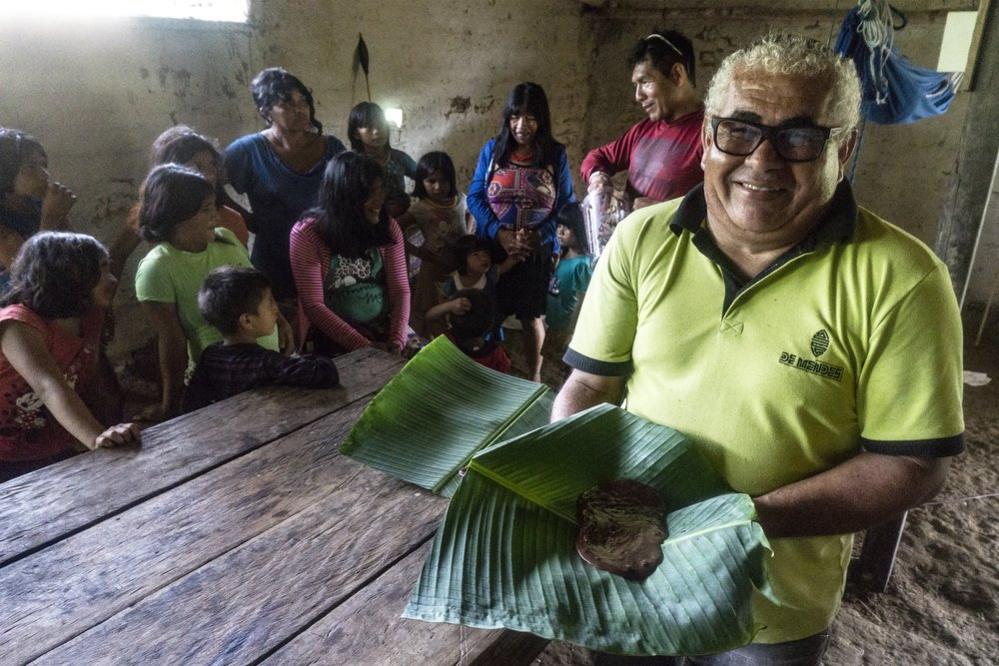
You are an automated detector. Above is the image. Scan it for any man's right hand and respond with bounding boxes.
[587,172,613,194]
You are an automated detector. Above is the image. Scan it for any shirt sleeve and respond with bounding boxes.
[289,220,371,351]
[399,151,419,179]
[540,146,578,250]
[382,219,412,349]
[468,140,503,241]
[562,223,638,376]
[134,253,176,304]
[580,127,636,183]
[223,137,253,196]
[271,353,340,388]
[856,263,964,456]
[573,259,593,295]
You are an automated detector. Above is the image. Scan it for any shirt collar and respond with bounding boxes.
[669,179,858,246]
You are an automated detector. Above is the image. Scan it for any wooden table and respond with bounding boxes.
[0,347,547,665]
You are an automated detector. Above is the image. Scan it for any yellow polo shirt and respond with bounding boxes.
[566,182,964,643]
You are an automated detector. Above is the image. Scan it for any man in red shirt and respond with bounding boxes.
[582,29,705,209]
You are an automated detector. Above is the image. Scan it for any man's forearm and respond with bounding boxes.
[550,371,624,421]
[753,452,950,538]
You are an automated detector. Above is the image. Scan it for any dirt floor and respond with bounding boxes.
[500,316,998,666]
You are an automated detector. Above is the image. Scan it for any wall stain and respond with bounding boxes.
[473,96,496,114]
[139,67,150,80]
[445,96,471,119]
[220,77,238,100]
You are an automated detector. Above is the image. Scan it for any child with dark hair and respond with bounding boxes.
[135,164,293,419]
[150,125,249,247]
[347,102,416,218]
[0,128,78,290]
[224,67,347,302]
[182,266,339,412]
[546,203,593,350]
[425,234,520,334]
[290,151,410,356]
[443,289,511,374]
[399,151,473,337]
[0,232,139,481]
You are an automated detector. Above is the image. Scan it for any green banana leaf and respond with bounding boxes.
[341,336,551,495]
[341,337,776,655]
[403,403,775,656]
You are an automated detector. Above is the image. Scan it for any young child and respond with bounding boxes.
[443,289,511,374]
[0,128,77,289]
[135,164,292,420]
[347,102,417,219]
[0,232,139,482]
[425,234,520,328]
[149,125,249,247]
[546,203,593,352]
[399,151,473,337]
[182,266,339,412]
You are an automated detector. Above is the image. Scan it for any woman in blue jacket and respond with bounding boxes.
[467,82,576,382]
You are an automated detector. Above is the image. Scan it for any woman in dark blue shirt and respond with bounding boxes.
[225,68,346,305]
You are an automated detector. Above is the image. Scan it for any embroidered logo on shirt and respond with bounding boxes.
[810,329,830,356]
[778,329,844,382]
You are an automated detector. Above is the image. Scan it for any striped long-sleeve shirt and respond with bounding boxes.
[289,216,410,351]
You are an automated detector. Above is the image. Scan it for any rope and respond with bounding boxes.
[856,0,895,104]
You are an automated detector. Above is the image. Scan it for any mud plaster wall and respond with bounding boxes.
[581,3,980,283]
[0,0,593,358]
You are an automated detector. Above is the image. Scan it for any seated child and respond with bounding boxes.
[135,164,292,420]
[443,289,511,374]
[0,232,139,482]
[183,266,339,412]
[546,203,593,352]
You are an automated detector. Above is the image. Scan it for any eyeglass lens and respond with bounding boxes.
[715,119,829,162]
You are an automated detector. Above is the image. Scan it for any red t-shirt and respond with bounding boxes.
[581,109,704,203]
[0,304,104,462]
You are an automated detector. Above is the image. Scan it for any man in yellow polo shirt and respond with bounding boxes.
[554,32,964,665]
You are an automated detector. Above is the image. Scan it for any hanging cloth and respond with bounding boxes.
[834,1,962,124]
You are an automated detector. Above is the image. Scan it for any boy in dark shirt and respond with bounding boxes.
[183,266,339,412]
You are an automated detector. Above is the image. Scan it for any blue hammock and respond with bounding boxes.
[834,5,961,124]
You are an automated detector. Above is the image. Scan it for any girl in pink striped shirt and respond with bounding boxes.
[290,152,410,355]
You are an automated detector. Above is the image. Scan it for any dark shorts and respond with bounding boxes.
[496,242,554,320]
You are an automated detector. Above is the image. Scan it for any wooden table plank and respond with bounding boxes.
[0,400,377,664]
[0,347,402,565]
[265,542,549,666]
[32,467,448,665]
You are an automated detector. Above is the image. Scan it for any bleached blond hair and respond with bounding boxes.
[705,32,862,134]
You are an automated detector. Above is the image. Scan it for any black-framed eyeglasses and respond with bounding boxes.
[710,117,844,163]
